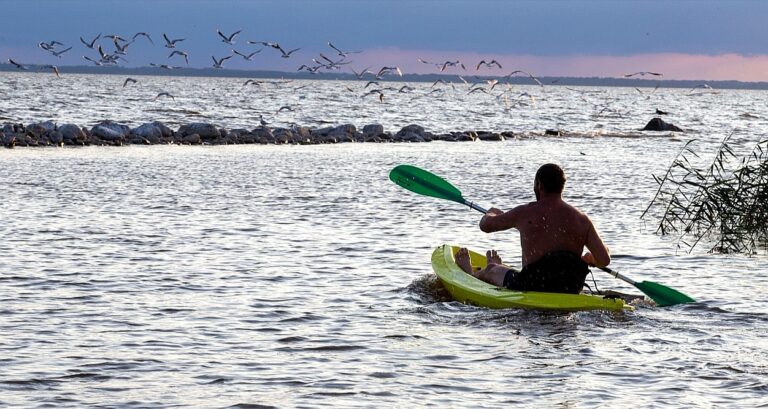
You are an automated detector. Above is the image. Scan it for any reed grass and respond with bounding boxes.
[642,133,768,253]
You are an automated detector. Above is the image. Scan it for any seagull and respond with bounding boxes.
[212,54,232,69]
[363,89,385,102]
[132,32,154,45]
[123,78,138,87]
[50,47,72,58]
[687,83,719,96]
[364,80,380,89]
[38,41,64,51]
[80,33,101,49]
[280,48,301,58]
[440,60,466,72]
[398,85,415,93]
[7,59,28,70]
[168,50,189,65]
[217,29,242,45]
[103,34,127,43]
[40,65,60,77]
[243,79,263,87]
[154,92,175,101]
[476,59,503,70]
[233,49,261,60]
[276,105,294,113]
[327,41,362,57]
[417,57,441,68]
[297,64,322,74]
[163,33,185,48]
[149,63,178,69]
[113,40,132,55]
[82,55,103,66]
[506,70,543,87]
[376,66,402,79]
[624,71,663,78]
[350,67,372,79]
[431,79,448,88]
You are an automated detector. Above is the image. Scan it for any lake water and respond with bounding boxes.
[1,73,767,408]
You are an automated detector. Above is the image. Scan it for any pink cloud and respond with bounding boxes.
[350,48,768,82]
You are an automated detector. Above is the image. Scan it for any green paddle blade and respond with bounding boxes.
[389,165,465,204]
[634,280,696,307]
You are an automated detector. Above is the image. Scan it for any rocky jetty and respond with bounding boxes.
[0,120,518,148]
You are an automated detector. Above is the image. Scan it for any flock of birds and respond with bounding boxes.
[3,29,722,118]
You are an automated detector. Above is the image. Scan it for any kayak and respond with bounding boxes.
[431,244,632,311]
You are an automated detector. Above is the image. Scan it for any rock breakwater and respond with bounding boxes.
[1,120,516,148]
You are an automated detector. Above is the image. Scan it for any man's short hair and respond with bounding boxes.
[535,163,566,194]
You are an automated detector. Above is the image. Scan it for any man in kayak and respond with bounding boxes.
[454,163,610,294]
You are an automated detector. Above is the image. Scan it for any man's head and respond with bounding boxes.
[534,163,566,200]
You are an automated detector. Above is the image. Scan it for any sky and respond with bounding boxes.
[1,0,768,81]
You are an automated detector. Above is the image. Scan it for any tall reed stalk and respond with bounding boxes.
[642,133,768,253]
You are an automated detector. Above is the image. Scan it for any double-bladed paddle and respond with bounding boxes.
[389,164,696,307]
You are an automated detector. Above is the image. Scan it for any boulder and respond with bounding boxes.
[48,131,64,146]
[59,124,86,143]
[396,124,425,137]
[363,124,385,138]
[642,118,683,132]
[27,121,56,138]
[131,123,163,140]
[177,123,220,140]
[477,132,505,141]
[152,121,174,138]
[91,120,130,141]
[183,133,201,144]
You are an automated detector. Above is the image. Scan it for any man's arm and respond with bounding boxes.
[582,219,611,267]
[479,206,521,233]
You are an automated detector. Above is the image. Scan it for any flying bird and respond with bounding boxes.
[280,48,301,58]
[123,77,138,87]
[80,33,101,49]
[132,32,154,45]
[51,46,72,58]
[350,67,372,79]
[233,49,261,60]
[363,89,385,102]
[506,70,544,87]
[7,59,28,70]
[624,71,663,78]
[168,50,189,65]
[217,29,242,45]
[163,33,185,48]
[440,60,466,72]
[40,65,60,77]
[38,40,64,51]
[276,105,294,113]
[327,41,362,57]
[243,79,263,87]
[212,54,232,68]
[476,59,503,70]
[82,55,103,66]
[376,66,402,78]
[155,92,175,101]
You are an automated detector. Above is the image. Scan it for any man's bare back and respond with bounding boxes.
[455,163,610,292]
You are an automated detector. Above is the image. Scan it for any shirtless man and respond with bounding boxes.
[455,163,610,294]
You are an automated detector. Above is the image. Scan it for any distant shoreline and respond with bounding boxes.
[2,64,767,91]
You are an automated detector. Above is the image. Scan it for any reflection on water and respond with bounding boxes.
[1,83,767,407]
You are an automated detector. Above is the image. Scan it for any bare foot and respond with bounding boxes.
[455,248,475,276]
[486,249,502,265]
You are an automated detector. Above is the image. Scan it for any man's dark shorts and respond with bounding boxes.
[502,251,589,294]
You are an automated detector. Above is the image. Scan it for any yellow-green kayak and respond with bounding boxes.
[431,244,632,311]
